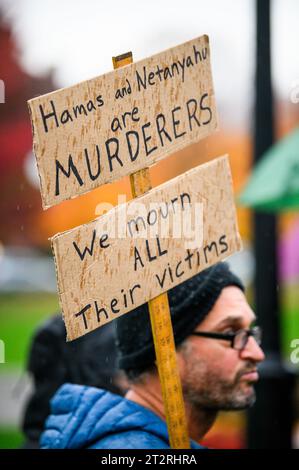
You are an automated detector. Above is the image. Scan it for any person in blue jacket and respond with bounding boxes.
[40,262,265,449]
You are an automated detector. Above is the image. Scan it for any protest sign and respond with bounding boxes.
[51,155,241,340]
[28,35,217,209]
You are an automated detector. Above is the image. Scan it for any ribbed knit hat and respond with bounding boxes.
[115,262,244,373]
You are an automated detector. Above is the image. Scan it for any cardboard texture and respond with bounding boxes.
[51,155,242,340]
[28,35,218,209]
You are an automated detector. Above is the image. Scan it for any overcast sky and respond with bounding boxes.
[1,0,299,129]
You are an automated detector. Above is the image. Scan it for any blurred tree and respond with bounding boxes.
[0,17,55,247]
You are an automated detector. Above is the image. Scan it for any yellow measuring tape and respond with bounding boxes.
[113,52,190,449]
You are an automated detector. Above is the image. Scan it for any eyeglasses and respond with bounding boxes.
[191,326,262,351]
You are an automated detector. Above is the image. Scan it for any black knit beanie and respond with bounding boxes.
[115,262,244,374]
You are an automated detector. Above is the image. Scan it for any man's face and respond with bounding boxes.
[179,286,265,411]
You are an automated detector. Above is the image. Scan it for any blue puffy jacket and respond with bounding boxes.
[40,383,204,449]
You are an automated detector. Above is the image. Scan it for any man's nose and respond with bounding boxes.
[240,336,265,363]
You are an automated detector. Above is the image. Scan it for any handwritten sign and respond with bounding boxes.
[28,35,218,209]
[51,155,242,340]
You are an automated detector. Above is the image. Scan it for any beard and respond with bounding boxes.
[181,344,257,411]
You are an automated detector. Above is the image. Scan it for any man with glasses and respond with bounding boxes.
[40,262,264,449]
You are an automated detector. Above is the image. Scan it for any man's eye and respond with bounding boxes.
[223,328,236,334]
[223,326,240,334]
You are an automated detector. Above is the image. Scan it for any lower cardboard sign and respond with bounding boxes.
[51,155,242,340]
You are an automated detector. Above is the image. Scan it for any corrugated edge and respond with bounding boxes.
[27,100,49,210]
[223,154,243,253]
[50,236,71,341]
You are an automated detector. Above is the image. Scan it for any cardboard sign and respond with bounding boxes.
[51,155,242,341]
[28,35,218,209]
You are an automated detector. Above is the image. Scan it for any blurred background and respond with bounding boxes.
[0,0,298,449]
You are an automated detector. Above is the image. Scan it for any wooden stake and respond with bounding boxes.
[113,52,190,449]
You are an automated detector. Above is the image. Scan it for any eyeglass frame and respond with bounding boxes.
[190,326,262,351]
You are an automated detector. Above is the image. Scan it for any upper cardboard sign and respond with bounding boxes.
[51,155,242,341]
[28,35,218,209]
